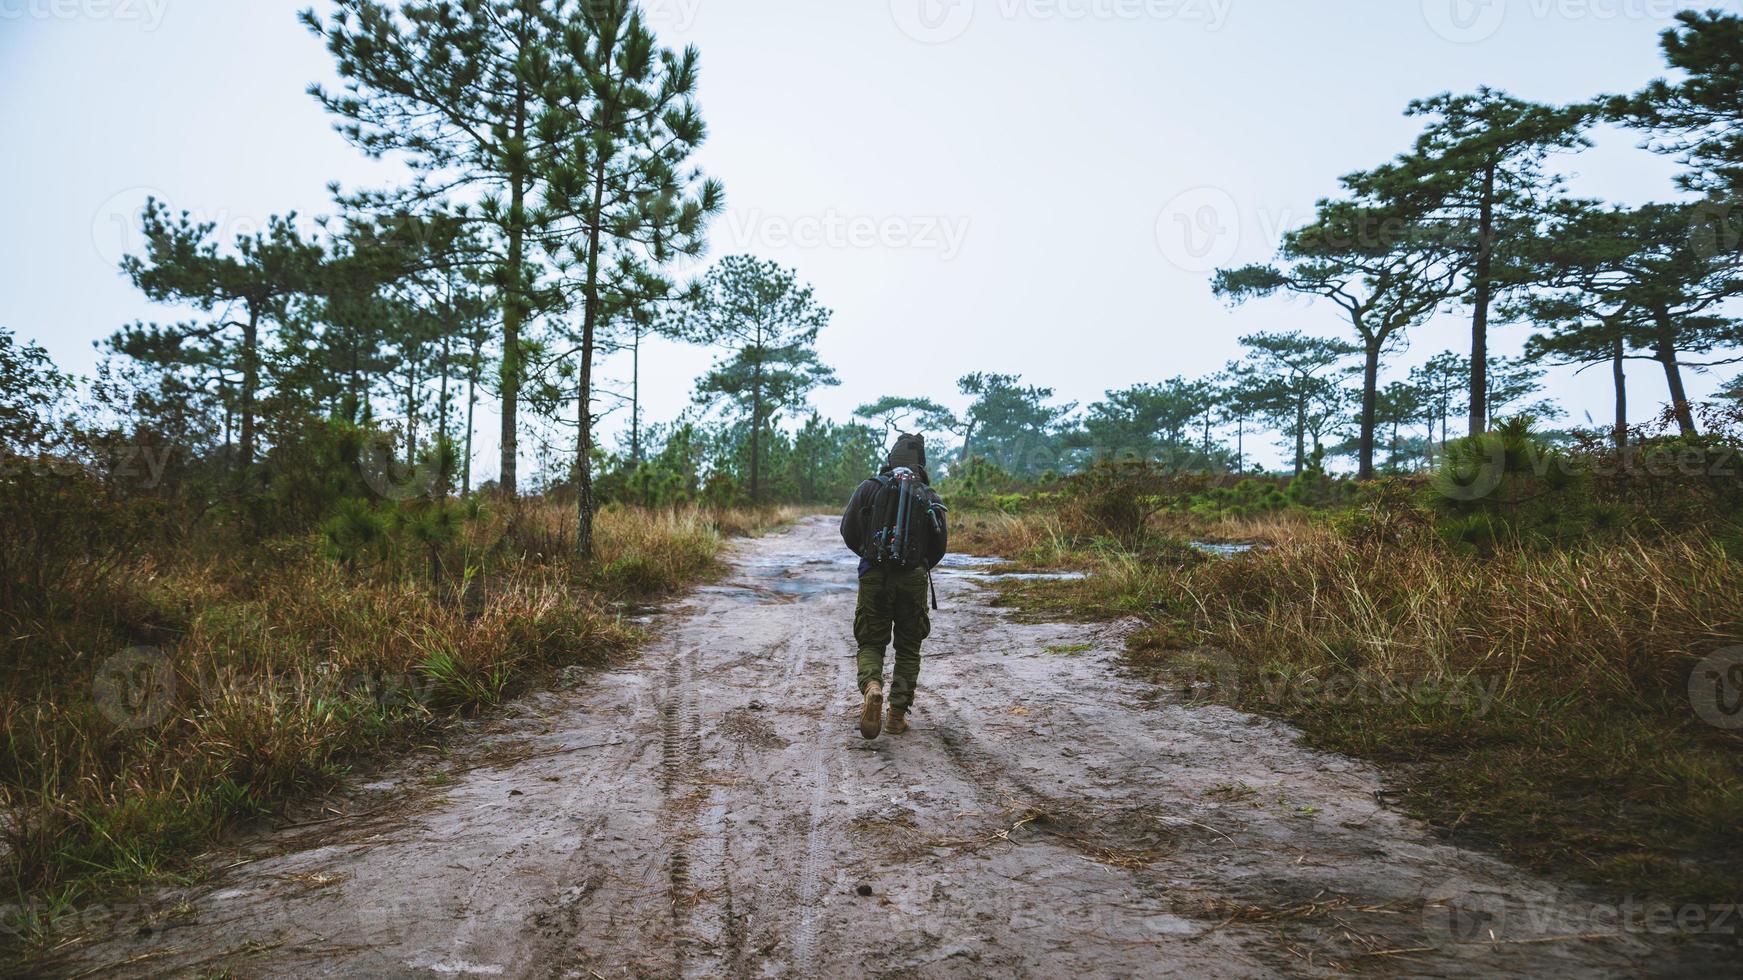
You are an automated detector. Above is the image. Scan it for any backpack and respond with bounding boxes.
[862,468,939,570]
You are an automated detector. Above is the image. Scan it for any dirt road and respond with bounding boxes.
[40,517,1729,978]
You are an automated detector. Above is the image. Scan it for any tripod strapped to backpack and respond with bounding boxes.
[864,466,947,610]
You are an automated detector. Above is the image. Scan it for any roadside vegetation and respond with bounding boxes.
[1,440,795,947]
[943,411,1743,904]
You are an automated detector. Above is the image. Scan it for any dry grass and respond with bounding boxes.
[1164,508,1316,548]
[976,505,1743,902]
[1149,527,1743,901]
[0,500,794,945]
[1173,530,1739,686]
[950,510,1090,570]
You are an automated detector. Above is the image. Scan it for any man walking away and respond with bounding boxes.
[840,433,949,739]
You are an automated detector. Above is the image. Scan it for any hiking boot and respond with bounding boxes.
[886,706,909,736]
[859,681,884,739]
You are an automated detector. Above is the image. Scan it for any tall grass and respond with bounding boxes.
[1164,529,1743,900]
[975,503,1743,902]
[0,500,793,943]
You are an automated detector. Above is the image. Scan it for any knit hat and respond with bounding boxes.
[885,433,927,473]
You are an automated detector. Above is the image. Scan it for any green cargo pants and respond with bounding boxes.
[854,564,931,710]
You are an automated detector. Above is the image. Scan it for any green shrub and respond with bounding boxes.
[1186,478,1290,521]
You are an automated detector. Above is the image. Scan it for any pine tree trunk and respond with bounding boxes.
[463,327,482,496]
[405,358,419,469]
[1611,333,1628,449]
[1293,396,1306,477]
[1358,338,1381,480]
[1652,310,1698,438]
[1468,160,1497,437]
[464,367,478,496]
[347,346,363,423]
[240,307,260,470]
[498,79,528,498]
[630,322,641,464]
[575,163,608,562]
[437,345,450,445]
[436,330,452,497]
[750,370,763,504]
[574,16,625,560]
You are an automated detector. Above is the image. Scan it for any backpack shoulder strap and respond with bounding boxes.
[858,476,889,513]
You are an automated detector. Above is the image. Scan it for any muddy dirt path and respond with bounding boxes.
[39,517,1727,978]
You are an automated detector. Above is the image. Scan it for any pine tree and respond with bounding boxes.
[1609,11,1743,198]
[1226,332,1360,476]
[675,256,837,504]
[115,200,324,471]
[1374,380,1427,470]
[1408,351,1468,450]
[1349,89,1590,437]
[954,373,1074,477]
[1081,379,1213,466]
[1215,197,1459,480]
[1520,203,1742,437]
[533,0,721,556]
[853,396,954,446]
[305,0,578,496]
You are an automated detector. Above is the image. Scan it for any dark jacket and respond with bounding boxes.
[841,433,948,571]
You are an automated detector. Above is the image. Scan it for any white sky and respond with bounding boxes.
[1,0,1731,476]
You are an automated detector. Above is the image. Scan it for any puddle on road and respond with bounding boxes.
[948,569,1088,582]
[1191,541,1255,557]
[935,553,1087,582]
[709,550,1088,602]
[722,542,1250,598]
[938,554,1005,569]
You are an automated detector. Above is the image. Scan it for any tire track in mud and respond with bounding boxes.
[789,744,831,974]
[666,638,766,980]
[656,644,703,978]
[778,607,847,976]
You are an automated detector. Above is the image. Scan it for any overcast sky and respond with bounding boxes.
[0,0,1726,476]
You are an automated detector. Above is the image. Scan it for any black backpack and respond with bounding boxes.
[862,468,939,570]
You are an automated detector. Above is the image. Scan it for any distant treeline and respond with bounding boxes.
[5,4,1743,540]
